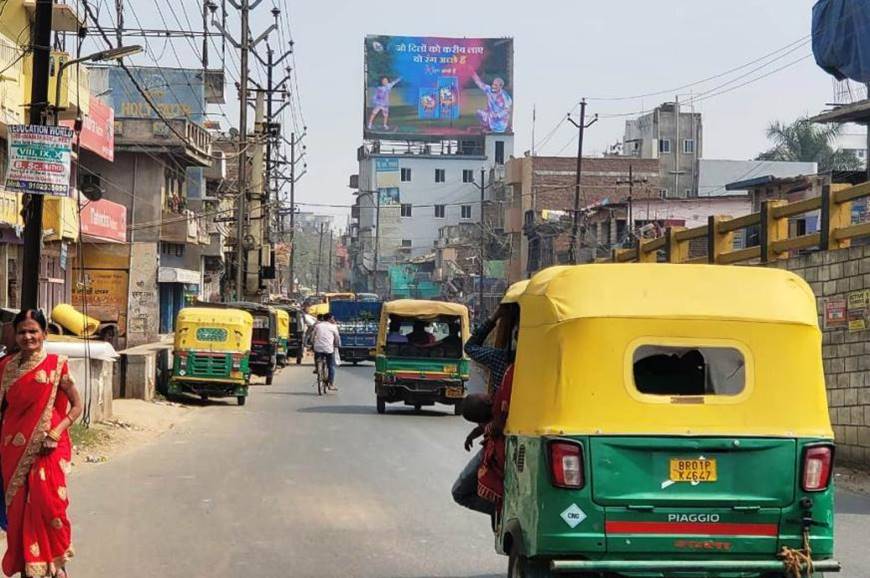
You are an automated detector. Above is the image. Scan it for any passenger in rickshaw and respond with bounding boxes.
[464,304,518,392]
[407,320,435,346]
[386,319,408,344]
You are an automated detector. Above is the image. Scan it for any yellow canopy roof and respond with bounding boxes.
[519,264,818,327]
[176,307,253,326]
[381,299,469,318]
[501,280,529,304]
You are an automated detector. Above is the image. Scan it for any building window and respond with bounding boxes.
[462,169,474,183]
[461,205,472,219]
[660,188,669,198]
[683,139,695,154]
[659,139,671,154]
[401,239,412,248]
[495,141,505,165]
[401,203,412,217]
[434,204,445,218]
[401,168,412,182]
[685,188,692,197]
[435,168,446,183]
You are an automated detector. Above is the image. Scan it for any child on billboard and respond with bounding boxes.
[368,76,402,131]
[472,71,512,133]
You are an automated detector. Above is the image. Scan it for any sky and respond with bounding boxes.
[94,0,848,226]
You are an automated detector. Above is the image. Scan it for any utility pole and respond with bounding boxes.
[567,99,598,264]
[248,91,266,300]
[327,230,333,292]
[213,0,277,300]
[478,169,486,320]
[315,222,325,294]
[373,190,381,296]
[616,164,648,246]
[115,0,124,48]
[289,133,296,295]
[20,0,53,311]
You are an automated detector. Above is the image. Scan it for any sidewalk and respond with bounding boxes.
[836,465,870,495]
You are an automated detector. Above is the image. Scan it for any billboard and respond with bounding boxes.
[5,125,74,196]
[365,36,514,138]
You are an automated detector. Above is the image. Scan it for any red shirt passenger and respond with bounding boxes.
[477,364,514,505]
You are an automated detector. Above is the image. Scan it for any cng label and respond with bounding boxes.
[560,504,587,528]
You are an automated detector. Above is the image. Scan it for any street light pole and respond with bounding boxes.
[567,99,597,265]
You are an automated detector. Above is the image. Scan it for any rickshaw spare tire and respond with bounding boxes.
[507,550,550,578]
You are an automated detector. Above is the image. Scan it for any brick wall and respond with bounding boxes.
[773,246,870,466]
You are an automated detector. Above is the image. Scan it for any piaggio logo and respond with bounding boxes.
[667,513,720,523]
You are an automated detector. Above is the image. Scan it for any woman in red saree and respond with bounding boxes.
[0,310,83,578]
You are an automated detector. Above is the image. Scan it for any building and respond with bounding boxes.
[832,123,868,169]
[623,102,702,198]
[498,155,660,281]
[350,135,513,292]
[83,65,221,345]
[697,159,818,197]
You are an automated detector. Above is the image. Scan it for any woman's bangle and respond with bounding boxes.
[46,430,61,442]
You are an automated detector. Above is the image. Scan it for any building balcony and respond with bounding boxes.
[115,118,213,167]
[160,210,198,244]
[23,0,85,32]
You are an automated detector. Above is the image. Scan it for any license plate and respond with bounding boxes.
[445,386,464,398]
[669,458,717,482]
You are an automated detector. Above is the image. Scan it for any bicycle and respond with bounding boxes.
[314,353,328,396]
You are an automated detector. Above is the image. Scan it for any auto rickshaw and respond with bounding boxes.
[271,305,306,364]
[492,264,839,578]
[196,301,279,384]
[374,300,470,415]
[168,307,253,405]
[274,308,291,367]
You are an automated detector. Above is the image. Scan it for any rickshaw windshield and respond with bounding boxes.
[385,314,463,359]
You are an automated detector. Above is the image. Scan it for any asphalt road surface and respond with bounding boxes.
[68,362,870,578]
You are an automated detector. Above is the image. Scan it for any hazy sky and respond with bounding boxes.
[107,0,842,224]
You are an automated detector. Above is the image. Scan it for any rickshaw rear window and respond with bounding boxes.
[632,345,745,397]
[385,314,463,359]
[196,327,228,342]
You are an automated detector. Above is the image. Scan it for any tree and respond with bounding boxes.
[755,116,862,172]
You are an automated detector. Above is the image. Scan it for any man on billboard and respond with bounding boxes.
[472,72,512,133]
[368,76,402,131]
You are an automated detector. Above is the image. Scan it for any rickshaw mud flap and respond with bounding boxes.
[549,559,841,573]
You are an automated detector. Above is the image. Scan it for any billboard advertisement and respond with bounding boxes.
[5,125,74,196]
[365,36,514,138]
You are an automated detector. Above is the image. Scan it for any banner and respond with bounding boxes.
[61,96,114,161]
[80,199,127,243]
[72,269,129,336]
[365,36,514,138]
[5,125,74,196]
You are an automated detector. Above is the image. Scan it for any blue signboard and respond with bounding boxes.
[376,158,399,172]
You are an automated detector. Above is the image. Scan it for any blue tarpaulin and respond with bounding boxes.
[812,0,870,82]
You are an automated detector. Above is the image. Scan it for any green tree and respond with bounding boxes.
[755,116,862,172]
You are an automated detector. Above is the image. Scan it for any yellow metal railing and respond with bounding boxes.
[601,181,870,265]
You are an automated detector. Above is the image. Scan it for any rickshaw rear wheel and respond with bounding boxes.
[376,396,386,414]
[296,351,303,365]
[266,372,274,385]
[453,403,462,416]
[237,396,246,406]
[507,550,550,578]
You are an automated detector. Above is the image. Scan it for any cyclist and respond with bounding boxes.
[311,313,341,390]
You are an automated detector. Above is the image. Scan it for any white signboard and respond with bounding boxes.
[5,125,74,196]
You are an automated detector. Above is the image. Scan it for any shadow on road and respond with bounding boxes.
[260,390,321,397]
[297,404,455,417]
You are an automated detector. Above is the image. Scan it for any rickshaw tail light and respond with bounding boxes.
[549,441,584,489]
[231,353,242,370]
[177,351,187,368]
[802,445,833,492]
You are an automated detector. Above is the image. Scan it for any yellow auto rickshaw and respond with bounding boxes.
[374,300,470,414]
[491,264,838,578]
[169,307,253,406]
[274,308,291,367]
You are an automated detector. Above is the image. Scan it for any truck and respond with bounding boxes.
[330,299,382,365]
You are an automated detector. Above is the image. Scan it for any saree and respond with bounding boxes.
[0,352,74,577]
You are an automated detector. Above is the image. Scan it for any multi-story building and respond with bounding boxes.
[350,135,513,292]
[623,101,703,198]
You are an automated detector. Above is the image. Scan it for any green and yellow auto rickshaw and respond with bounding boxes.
[374,300,470,415]
[274,308,291,367]
[494,264,839,578]
[168,307,253,405]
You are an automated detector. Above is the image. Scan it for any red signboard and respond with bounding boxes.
[61,96,114,161]
[80,199,127,243]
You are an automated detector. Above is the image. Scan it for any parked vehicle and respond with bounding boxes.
[491,264,839,578]
[196,301,279,385]
[271,305,307,365]
[274,308,291,367]
[168,307,253,406]
[331,299,382,364]
[374,300,470,414]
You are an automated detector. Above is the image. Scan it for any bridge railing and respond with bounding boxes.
[600,181,870,265]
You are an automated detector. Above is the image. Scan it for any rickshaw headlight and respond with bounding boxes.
[802,445,834,492]
[549,441,584,489]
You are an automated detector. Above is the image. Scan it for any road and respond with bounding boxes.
[69,362,870,578]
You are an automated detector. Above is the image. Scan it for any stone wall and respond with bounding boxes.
[774,246,870,466]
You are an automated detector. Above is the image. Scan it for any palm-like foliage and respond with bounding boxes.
[756,116,862,172]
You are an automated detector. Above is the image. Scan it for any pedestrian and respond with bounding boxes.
[0,309,83,578]
[312,313,341,390]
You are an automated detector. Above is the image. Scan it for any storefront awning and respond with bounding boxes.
[158,267,200,285]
